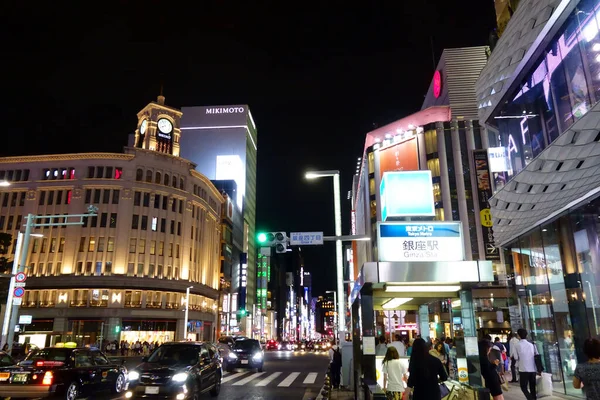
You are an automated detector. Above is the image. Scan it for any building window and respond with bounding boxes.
[93,189,101,203]
[129,238,136,253]
[179,199,183,214]
[76,262,83,275]
[105,167,113,179]
[88,166,95,178]
[170,220,175,234]
[141,216,148,230]
[150,240,156,255]
[146,170,152,183]
[100,213,107,228]
[161,218,166,233]
[139,239,146,254]
[162,196,167,210]
[176,244,180,258]
[79,237,86,252]
[105,262,112,275]
[143,193,150,207]
[149,264,155,277]
[40,238,47,253]
[95,262,102,276]
[49,238,56,253]
[97,237,105,252]
[107,237,114,252]
[110,213,117,228]
[134,191,141,206]
[177,222,181,236]
[102,190,110,204]
[38,191,46,206]
[137,263,144,276]
[85,189,91,204]
[151,217,158,231]
[58,237,65,252]
[112,190,120,204]
[127,263,134,277]
[168,243,173,257]
[132,214,139,229]
[88,237,96,252]
[159,241,164,256]
[115,167,123,179]
[154,194,160,209]
[136,169,143,181]
[155,172,162,184]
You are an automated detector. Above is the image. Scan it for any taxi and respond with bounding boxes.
[0,342,128,400]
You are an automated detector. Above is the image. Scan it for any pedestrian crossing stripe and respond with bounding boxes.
[222,371,321,387]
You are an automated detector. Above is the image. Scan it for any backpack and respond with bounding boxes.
[333,348,342,365]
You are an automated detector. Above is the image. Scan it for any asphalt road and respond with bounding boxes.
[97,350,330,400]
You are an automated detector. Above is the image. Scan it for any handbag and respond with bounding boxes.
[533,343,544,374]
[439,382,450,399]
[498,371,509,391]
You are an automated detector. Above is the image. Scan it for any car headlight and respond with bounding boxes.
[128,371,140,381]
[172,372,188,383]
[229,352,238,359]
[252,352,263,361]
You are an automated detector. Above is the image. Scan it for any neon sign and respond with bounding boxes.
[433,70,442,98]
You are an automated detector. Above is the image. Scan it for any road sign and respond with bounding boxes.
[15,282,25,288]
[12,298,22,305]
[15,272,26,283]
[13,287,25,298]
[18,315,32,324]
[290,232,324,246]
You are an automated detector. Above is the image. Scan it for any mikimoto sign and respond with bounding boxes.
[377,222,464,262]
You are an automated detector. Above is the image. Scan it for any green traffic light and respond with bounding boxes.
[257,233,267,243]
[240,309,246,316]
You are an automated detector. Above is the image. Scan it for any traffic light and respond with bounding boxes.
[115,326,120,333]
[256,232,288,253]
[239,309,246,317]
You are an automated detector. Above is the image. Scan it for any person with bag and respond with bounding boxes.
[509,333,520,383]
[514,328,539,400]
[406,338,448,399]
[479,339,505,400]
[329,341,342,389]
[382,346,408,400]
[573,337,600,399]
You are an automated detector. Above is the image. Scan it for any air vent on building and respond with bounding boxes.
[594,131,600,142]
[576,160,585,169]
[556,162,563,171]
[561,184,567,191]
[527,185,534,193]
[542,186,549,193]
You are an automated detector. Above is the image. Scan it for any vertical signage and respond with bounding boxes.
[238,253,247,312]
[473,150,500,261]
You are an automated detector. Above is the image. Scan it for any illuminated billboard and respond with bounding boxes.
[377,222,464,262]
[378,137,419,179]
[216,155,244,210]
[380,171,435,220]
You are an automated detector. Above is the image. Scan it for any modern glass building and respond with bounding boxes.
[477,0,600,395]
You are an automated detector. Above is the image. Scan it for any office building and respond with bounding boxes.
[180,105,258,336]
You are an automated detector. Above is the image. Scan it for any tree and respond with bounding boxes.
[0,232,13,275]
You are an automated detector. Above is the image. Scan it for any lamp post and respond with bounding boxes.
[305,170,344,337]
[2,208,97,350]
[183,286,193,341]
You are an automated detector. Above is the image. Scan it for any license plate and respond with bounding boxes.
[145,386,159,394]
[12,373,28,383]
[241,360,249,364]
[0,373,9,381]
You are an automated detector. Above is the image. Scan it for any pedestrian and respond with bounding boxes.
[376,335,388,356]
[329,341,342,389]
[479,340,504,400]
[429,342,448,373]
[573,337,600,399]
[509,332,520,383]
[513,328,539,400]
[382,346,408,400]
[390,334,406,356]
[406,338,448,399]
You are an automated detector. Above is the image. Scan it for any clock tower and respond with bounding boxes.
[134,95,183,157]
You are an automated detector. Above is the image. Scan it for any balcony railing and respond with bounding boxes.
[69,301,88,307]
[124,301,142,308]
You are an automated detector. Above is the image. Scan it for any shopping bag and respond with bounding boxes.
[536,372,553,398]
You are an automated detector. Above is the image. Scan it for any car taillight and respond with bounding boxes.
[42,371,53,385]
[36,361,64,367]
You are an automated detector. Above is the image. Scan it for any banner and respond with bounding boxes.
[473,150,500,261]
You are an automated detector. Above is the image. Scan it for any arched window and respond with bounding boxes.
[164,174,170,186]
[172,175,177,188]
[136,169,143,181]
[155,172,162,184]
[179,178,185,190]
[146,170,152,183]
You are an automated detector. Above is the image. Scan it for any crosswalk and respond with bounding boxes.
[222,371,322,387]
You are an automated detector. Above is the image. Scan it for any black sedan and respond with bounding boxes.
[126,341,221,399]
[226,339,264,372]
[0,345,128,400]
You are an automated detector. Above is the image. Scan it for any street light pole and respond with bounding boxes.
[183,286,193,341]
[306,170,345,337]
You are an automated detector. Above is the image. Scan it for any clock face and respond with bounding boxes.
[140,119,148,135]
[157,118,173,134]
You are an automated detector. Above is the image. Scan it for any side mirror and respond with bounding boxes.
[141,356,148,362]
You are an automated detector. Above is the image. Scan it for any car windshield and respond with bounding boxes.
[234,340,260,351]
[147,345,199,365]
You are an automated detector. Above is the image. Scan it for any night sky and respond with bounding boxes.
[3,2,496,295]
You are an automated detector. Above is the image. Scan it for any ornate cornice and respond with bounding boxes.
[0,153,134,164]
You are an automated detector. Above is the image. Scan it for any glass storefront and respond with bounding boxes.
[505,193,600,396]
[120,319,176,344]
[488,0,600,180]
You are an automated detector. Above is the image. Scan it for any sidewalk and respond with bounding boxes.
[502,382,580,400]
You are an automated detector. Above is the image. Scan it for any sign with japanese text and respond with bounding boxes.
[377,222,464,262]
[290,232,323,245]
[474,150,500,261]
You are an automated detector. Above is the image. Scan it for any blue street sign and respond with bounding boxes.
[14,287,25,298]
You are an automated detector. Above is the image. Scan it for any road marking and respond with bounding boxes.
[255,372,282,386]
[221,371,249,383]
[303,372,318,384]
[278,372,301,387]
[232,372,265,386]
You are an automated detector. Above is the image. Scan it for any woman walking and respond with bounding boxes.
[479,340,504,400]
[382,346,408,400]
[430,341,449,372]
[573,338,600,399]
[406,338,448,399]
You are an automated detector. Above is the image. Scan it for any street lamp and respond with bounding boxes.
[305,170,344,336]
[183,286,193,341]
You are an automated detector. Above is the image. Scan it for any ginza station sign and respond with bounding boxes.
[377,222,464,262]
